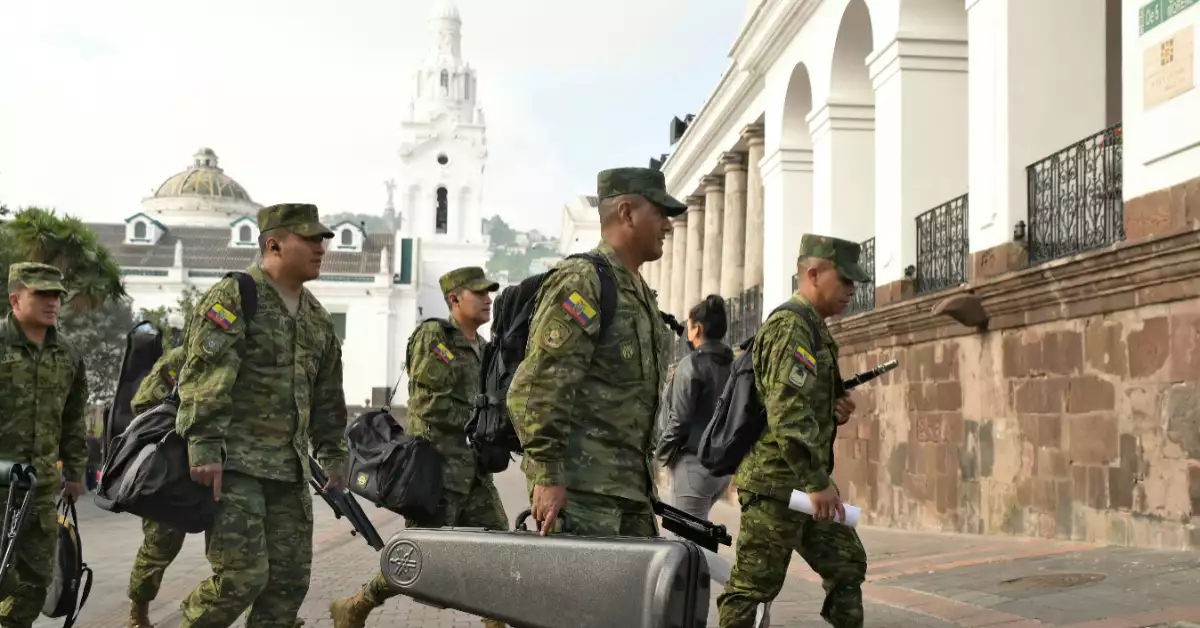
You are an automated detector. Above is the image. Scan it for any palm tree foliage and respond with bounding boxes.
[1,206,126,313]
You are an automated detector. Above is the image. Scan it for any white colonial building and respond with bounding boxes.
[556,195,602,256]
[642,0,1199,334]
[89,0,496,409]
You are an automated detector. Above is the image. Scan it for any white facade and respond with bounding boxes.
[557,195,602,256]
[644,0,1191,316]
[394,0,493,360]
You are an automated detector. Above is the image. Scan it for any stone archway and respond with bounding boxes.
[781,63,814,151]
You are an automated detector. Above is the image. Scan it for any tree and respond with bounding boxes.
[485,216,517,247]
[58,297,135,405]
[1,207,126,314]
[138,285,202,331]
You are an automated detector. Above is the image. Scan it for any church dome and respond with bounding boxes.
[153,148,253,203]
[429,0,461,22]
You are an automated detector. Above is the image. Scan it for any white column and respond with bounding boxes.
[701,175,724,297]
[742,124,766,289]
[808,103,875,243]
[760,147,814,310]
[869,35,969,286]
[719,151,748,298]
[966,0,1108,254]
[669,216,689,320]
[684,195,705,311]
[658,232,673,312]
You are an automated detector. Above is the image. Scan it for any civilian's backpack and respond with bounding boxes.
[41,499,92,628]
[465,252,684,473]
[697,302,821,477]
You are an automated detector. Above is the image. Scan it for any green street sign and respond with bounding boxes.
[1140,0,1199,35]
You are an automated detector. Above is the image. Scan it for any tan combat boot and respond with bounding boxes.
[329,589,375,628]
[481,619,507,628]
[128,601,153,628]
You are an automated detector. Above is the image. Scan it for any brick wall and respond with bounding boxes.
[826,223,1200,550]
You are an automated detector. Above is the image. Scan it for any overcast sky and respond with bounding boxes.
[0,1,746,234]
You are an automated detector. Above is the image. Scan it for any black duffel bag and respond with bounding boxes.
[94,399,217,533]
[345,409,444,522]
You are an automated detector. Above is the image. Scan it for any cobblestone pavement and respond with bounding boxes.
[37,467,1199,628]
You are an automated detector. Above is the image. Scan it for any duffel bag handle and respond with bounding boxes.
[514,508,574,535]
[344,415,400,467]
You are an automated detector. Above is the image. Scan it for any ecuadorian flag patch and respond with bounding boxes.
[205,304,237,329]
[794,346,817,372]
[561,291,597,326]
[432,343,455,363]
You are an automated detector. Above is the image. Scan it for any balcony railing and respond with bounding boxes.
[915,194,969,296]
[726,284,763,348]
[842,237,875,316]
[1025,123,1124,266]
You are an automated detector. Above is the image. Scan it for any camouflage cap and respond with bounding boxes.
[257,203,334,239]
[799,234,872,283]
[439,266,500,294]
[597,167,687,217]
[7,262,67,294]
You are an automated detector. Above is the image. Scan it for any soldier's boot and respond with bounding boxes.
[480,619,507,628]
[128,601,153,628]
[329,589,376,628]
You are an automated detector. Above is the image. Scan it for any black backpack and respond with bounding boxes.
[465,252,683,473]
[41,499,92,627]
[104,321,168,457]
[697,302,821,477]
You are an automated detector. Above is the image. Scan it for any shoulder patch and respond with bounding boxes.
[786,366,809,389]
[561,291,597,326]
[205,303,238,329]
[541,319,572,349]
[432,342,455,363]
[794,346,817,372]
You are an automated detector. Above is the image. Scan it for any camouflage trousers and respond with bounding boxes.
[524,482,658,537]
[716,490,866,628]
[363,475,507,605]
[0,490,54,628]
[128,518,188,603]
[179,472,313,628]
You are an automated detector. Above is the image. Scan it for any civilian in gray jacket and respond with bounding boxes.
[655,295,735,523]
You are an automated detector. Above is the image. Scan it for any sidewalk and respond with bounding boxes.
[704,493,1200,627]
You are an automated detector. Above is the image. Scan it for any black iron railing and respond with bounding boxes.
[842,237,875,316]
[670,334,690,364]
[792,273,799,293]
[1025,123,1124,266]
[915,194,969,296]
[726,284,763,348]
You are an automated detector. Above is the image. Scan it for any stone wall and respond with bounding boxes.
[827,224,1200,550]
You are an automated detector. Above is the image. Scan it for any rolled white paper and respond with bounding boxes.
[788,490,861,528]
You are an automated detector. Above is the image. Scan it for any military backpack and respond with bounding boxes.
[697,302,821,477]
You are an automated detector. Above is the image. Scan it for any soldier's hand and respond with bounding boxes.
[807,486,845,523]
[323,472,345,492]
[190,463,223,502]
[835,396,856,425]
[532,484,567,536]
[62,481,84,503]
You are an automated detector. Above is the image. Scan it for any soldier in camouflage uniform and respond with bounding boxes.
[331,266,507,628]
[716,234,871,628]
[507,167,683,537]
[175,204,348,628]
[125,346,187,628]
[0,263,89,628]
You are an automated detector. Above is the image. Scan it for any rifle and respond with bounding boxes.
[843,359,899,390]
[307,455,385,551]
[652,499,732,553]
[1,461,37,587]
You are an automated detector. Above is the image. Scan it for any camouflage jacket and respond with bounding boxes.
[404,317,487,495]
[507,241,669,502]
[734,295,843,501]
[131,346,186,416]
[175,266,348,483]
[0,312,89,491]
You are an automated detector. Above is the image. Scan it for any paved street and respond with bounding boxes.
[37,466,1199,628]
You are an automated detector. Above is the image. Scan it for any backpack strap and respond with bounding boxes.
[405,317,455,373]
[770,301,822,354]
[565,252,618,337]
[223,271,259,322]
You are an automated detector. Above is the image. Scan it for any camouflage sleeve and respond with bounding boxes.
[755,315,831,493]
[309,324,348,475]
[406,324,457,434]
[58,352,89,484]
[176,279,246,468]
[130,348,184,416]
[506,265,602,486]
